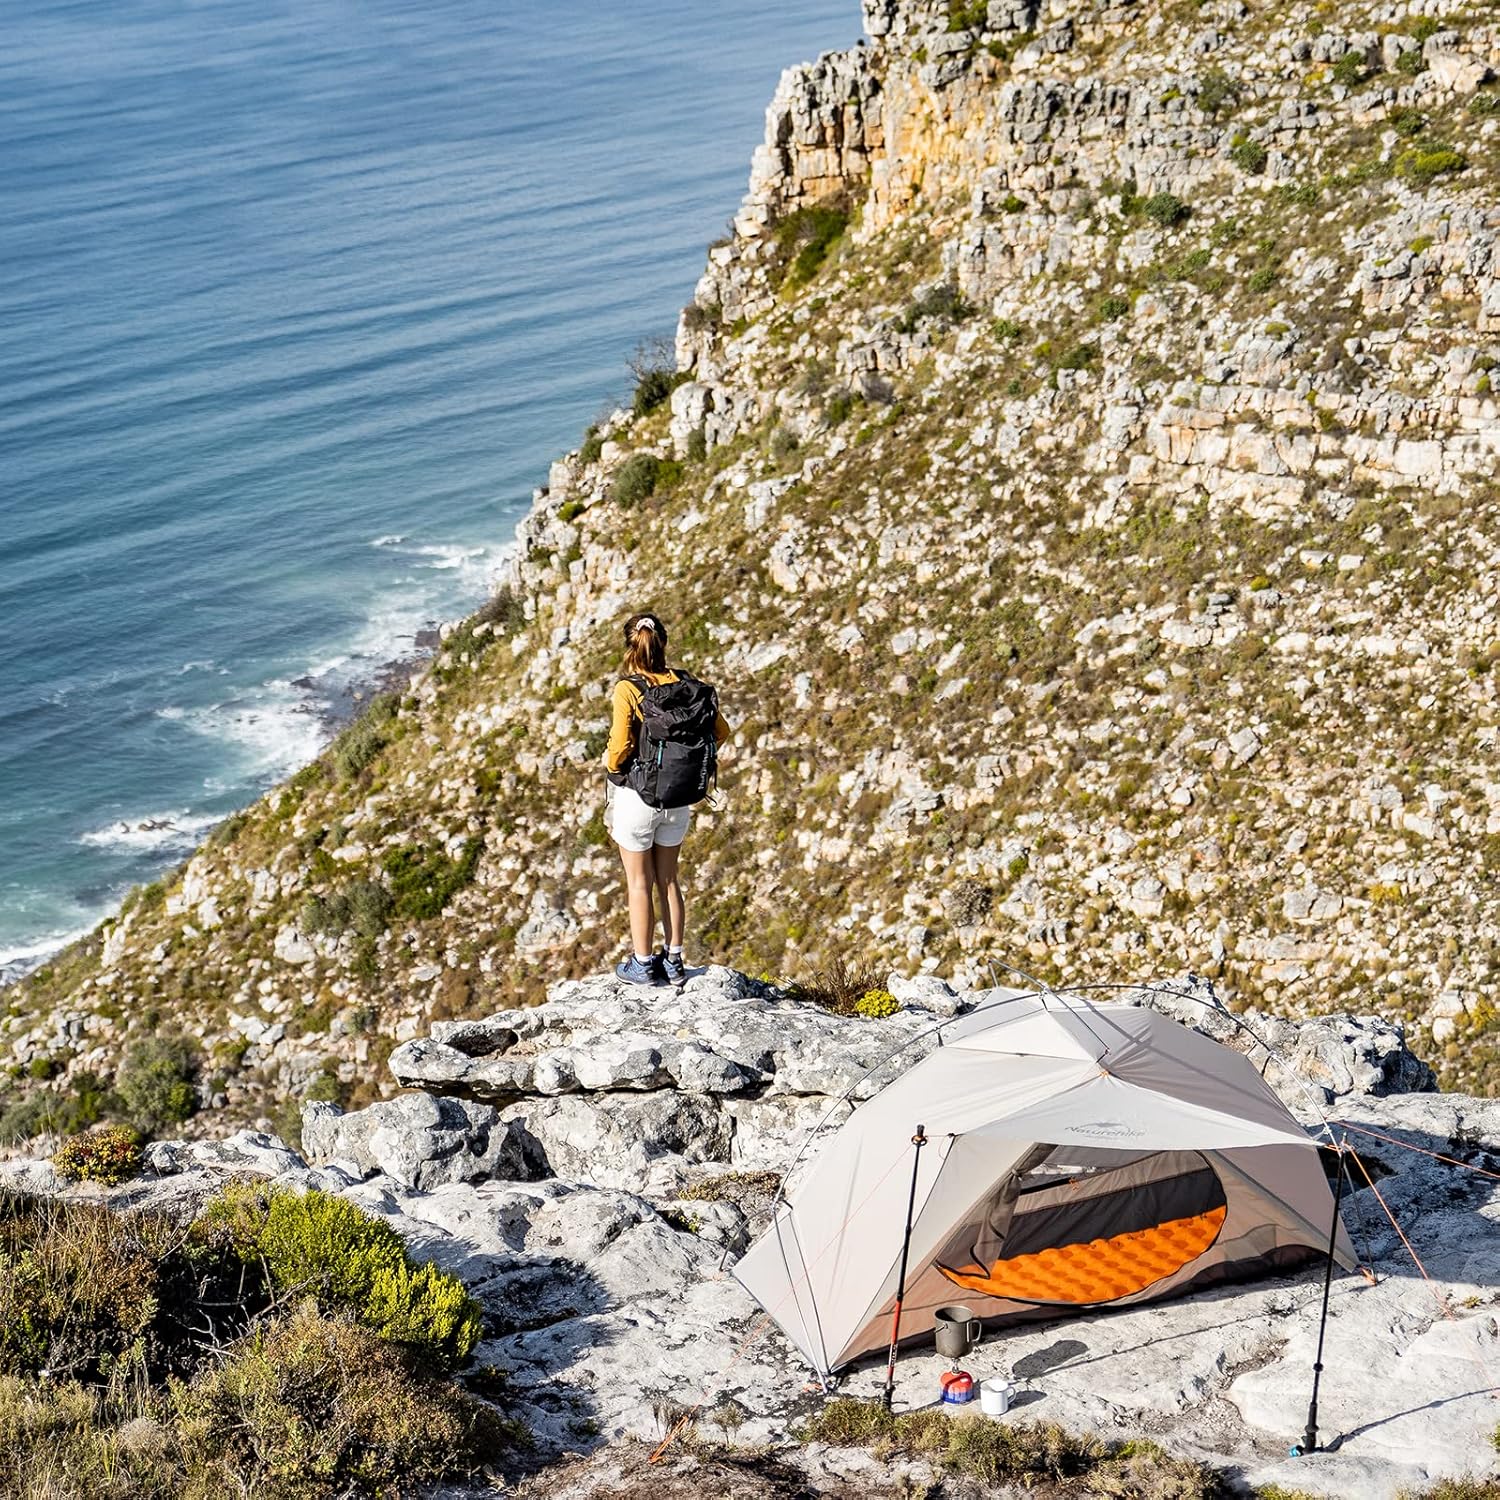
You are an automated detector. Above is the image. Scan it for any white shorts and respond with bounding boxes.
[607,782,692,852]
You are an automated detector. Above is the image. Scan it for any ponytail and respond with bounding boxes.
[622,612,668,677]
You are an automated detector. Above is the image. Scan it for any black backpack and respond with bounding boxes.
[622,670,719,809]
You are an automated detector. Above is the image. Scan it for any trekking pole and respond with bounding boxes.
[1292,1134,1349,1457]
[882,1124,928,1411]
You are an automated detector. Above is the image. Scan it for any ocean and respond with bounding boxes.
[0,0,856,977]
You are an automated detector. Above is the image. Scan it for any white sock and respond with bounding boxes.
[636,952,654,964]
[668,945,683,958]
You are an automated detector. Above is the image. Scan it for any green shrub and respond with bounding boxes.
[823,390,859,426]
[895,282,973,334]
[1197,68,1238,118]
[1000,193,1025,213]
[557,498,586,523]
[578,425,604,465]
[167,1306,511,1496]
[114,1036,198,1137]
[0,1192,161,1379]
[194,1185,482,1370]
[947,0,986,31]
[53,1125,143,1187]
[302,880,392,941]
[1468,91,1500,118]
[1390,107,1427,139]
[1248,266,1280,294]
[854,989,899,1020]
[1395,47,1426,76]
[1229,138,1268,174]
[330,693,398,781]
[1056,343,1099,371]
[382,840,482,922]
[1143,192,1190,228]
[0,1313,522,1498]
[1095,295,1132,322]
[631,365,686,418]
[1332,50,1369,88]
[993,317,1025,342]
[611,452,662,507]
[686,428,708,461]
[774,204,850,288]
[1396,145,1466,185]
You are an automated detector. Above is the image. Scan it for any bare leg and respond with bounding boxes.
[619,845,657,956]
[653,842,685,951]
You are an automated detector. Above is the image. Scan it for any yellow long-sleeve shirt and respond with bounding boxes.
[604,670,731,775]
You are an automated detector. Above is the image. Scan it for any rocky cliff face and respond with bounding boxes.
[6,969,1495,1498]
[6,0,1500,1127]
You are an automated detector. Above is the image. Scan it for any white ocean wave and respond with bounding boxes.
[370,534,406,547]
[0,928,92,969]
[411,543,487,571]
[180,688,330,779]
[78,809,222,853]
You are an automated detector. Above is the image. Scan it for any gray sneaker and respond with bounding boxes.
[660,951,686,985]
[616,954,667,986]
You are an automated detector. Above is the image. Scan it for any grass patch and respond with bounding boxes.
[800,1400,1227,1495]
[775,203,850,289]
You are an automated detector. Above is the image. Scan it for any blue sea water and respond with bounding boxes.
[0,0,856,971]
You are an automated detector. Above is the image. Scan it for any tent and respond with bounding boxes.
[734,988,1356,1379]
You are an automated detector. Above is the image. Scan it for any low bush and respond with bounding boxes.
[1143,192,1190,228]
[1095,294,1132,322]
[0,1310,520,1499]
[1331,49,1369,88]
[947,0,986,31]
[895,282,973,334]
[194,1184,483,1370]
[823,389,859,426]
[794,955,884,1014]
[578,425,604,465]
[854,988,899,1020]
[1197,67,1238,119]
[631,364,686,418]
[169,1306,507,1495]
[1229,137,1268,174]
[0,1192,162,1379]
[1396,145,1466,186]
[53,1125,143,1186]
[330,692,399,781]
[382,839,482,922]
[302,879,392,940]
[113,1036,198,1137]
[774,203,850,288]
[612,452,662,508]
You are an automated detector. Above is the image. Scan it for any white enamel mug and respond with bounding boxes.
[979,1377,1012,1417]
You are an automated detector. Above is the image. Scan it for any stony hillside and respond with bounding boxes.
[6,0,1500,1131]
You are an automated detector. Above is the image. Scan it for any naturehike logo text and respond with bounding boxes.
[1071,1120,1147,1140]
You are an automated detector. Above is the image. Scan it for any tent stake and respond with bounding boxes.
[1293,1136,1349,1457]
[882,1124,928,1411]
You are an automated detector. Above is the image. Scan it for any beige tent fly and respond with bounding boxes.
[734,989,1356,1378]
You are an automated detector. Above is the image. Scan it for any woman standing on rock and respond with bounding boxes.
[604,611,729,986]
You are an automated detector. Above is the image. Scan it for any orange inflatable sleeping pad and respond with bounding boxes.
[938,1204,1227,1305]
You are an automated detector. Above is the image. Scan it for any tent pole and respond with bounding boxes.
[881,1124,928,1411]
[1294,1135,1349,1457]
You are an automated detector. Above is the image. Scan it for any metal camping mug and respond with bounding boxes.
[933,1304,984,1362]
